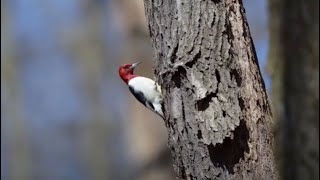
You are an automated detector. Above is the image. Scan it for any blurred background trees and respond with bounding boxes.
[267,0,319,179]
[1,0,172,179]
[2,0,317,179]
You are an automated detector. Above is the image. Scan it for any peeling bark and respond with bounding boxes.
[144,0,277,179]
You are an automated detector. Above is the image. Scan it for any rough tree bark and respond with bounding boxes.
[268,0,319,179]
[143,0,277,179]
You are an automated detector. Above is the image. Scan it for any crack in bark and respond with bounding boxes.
[223,14,235,44]
[211,0,221,4]
[210,12,216,28]
[170,44,179,63]
[186,50,201,68]
[238,97,245,110]
[230,69,242,86]
[181,95,186,120]
[215,69,221,83]
[171,66,187,88]
[197,130,203,139]
[196,92,217,111]
[207,120,249,173]
[222,110,226,117]
[239,3,249,39]
[179,163,187,179]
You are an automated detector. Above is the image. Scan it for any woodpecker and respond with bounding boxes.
[118,62,164,119]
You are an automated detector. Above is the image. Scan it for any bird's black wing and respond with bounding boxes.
[129,86,155,110]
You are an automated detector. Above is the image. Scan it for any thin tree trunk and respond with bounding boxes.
[267,0,319,179]
[143,0,277,179]
[67,2,111,179]
[2,5,33,179]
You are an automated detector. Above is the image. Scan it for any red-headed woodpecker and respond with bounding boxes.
[118,62,164,119]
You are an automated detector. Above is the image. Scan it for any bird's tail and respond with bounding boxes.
[153,102,164,119]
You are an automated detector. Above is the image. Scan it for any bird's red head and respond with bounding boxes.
[118,62,141,84]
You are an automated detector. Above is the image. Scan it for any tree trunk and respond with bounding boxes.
[267,0,319,179]
[144,0,277,179]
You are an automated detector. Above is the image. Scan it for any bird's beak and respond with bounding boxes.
[130,61,141,69]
